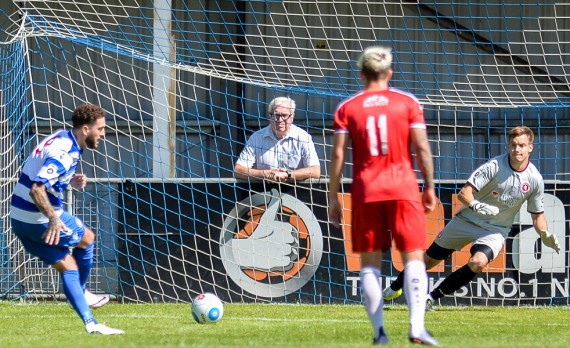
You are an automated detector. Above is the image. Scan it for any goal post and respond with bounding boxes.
[0,0,569,305]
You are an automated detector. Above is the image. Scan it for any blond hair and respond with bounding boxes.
[357,46,393,80]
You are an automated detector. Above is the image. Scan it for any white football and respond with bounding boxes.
[191,292,224,324]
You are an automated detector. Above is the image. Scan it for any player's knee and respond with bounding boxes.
[402,249,424,263]
[53,254,78,273]
[467,258,487,273]
[360,251,383,269]
[468,244,494,272]
[78,228,95,247]
[424,255,441,270]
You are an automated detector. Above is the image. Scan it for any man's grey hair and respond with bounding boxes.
[357,46,393,73]
[268,97,296,115]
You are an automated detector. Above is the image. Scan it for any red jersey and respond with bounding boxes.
[333,88,426,205]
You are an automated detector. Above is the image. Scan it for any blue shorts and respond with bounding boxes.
[11,212,86,265]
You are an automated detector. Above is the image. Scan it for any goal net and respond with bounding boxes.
[0,0,569,306]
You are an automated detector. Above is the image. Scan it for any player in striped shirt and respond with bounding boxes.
[383,126,561,307]
[328,46,439,346]
[10,103,123,335]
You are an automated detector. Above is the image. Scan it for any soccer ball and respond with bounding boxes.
[191,292,224,324]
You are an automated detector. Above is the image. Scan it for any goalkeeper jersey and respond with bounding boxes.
[10,129,82,224]
[456,153,544,235]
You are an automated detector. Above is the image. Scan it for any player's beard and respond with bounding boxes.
[85,135,99,149]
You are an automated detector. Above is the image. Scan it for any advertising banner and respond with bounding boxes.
[118,181,569,305]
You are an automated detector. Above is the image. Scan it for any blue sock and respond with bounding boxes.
[72,243,94,291]
[61,269,96,325]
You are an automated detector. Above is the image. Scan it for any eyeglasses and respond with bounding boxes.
[270,113,293,121]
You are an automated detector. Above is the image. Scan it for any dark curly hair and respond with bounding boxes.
[71,103,106,129]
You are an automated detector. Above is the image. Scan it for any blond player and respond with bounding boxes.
[328,46,439,346]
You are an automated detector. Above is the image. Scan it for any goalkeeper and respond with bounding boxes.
[383,126,561,306]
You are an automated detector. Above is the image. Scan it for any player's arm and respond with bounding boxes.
[532,212,549,234]
[527,178,559,252]
[328,132,349,228]
[29,182,68,245]
[457,184,476,206]
[410,127,436,212]
[458,183,500,216]
[532,213,561,254]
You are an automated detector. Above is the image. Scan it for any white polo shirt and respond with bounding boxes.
[236,124,320,170]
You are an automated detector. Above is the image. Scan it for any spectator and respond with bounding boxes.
[234,97,321,182]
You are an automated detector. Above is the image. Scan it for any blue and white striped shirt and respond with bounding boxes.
[10,130,82,224]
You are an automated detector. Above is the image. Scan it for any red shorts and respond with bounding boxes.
[351,200,427,253]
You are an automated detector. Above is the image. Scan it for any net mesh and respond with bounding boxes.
[0,0,569,305]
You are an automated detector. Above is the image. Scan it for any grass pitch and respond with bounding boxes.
[1,301,570,347]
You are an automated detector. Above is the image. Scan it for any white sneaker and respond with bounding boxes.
[85,290,110,309]
[85,322,125,335]
[409,329,440,346]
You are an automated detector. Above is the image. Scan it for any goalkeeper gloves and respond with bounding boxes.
[539,230,561,254]
[468,200,500,216]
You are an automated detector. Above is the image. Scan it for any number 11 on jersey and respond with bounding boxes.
[366,115,388,156]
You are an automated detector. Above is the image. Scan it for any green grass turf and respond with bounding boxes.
[1,301,570,347]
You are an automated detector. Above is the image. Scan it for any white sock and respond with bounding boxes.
[404,260,428,336]
[360,267,383,337]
